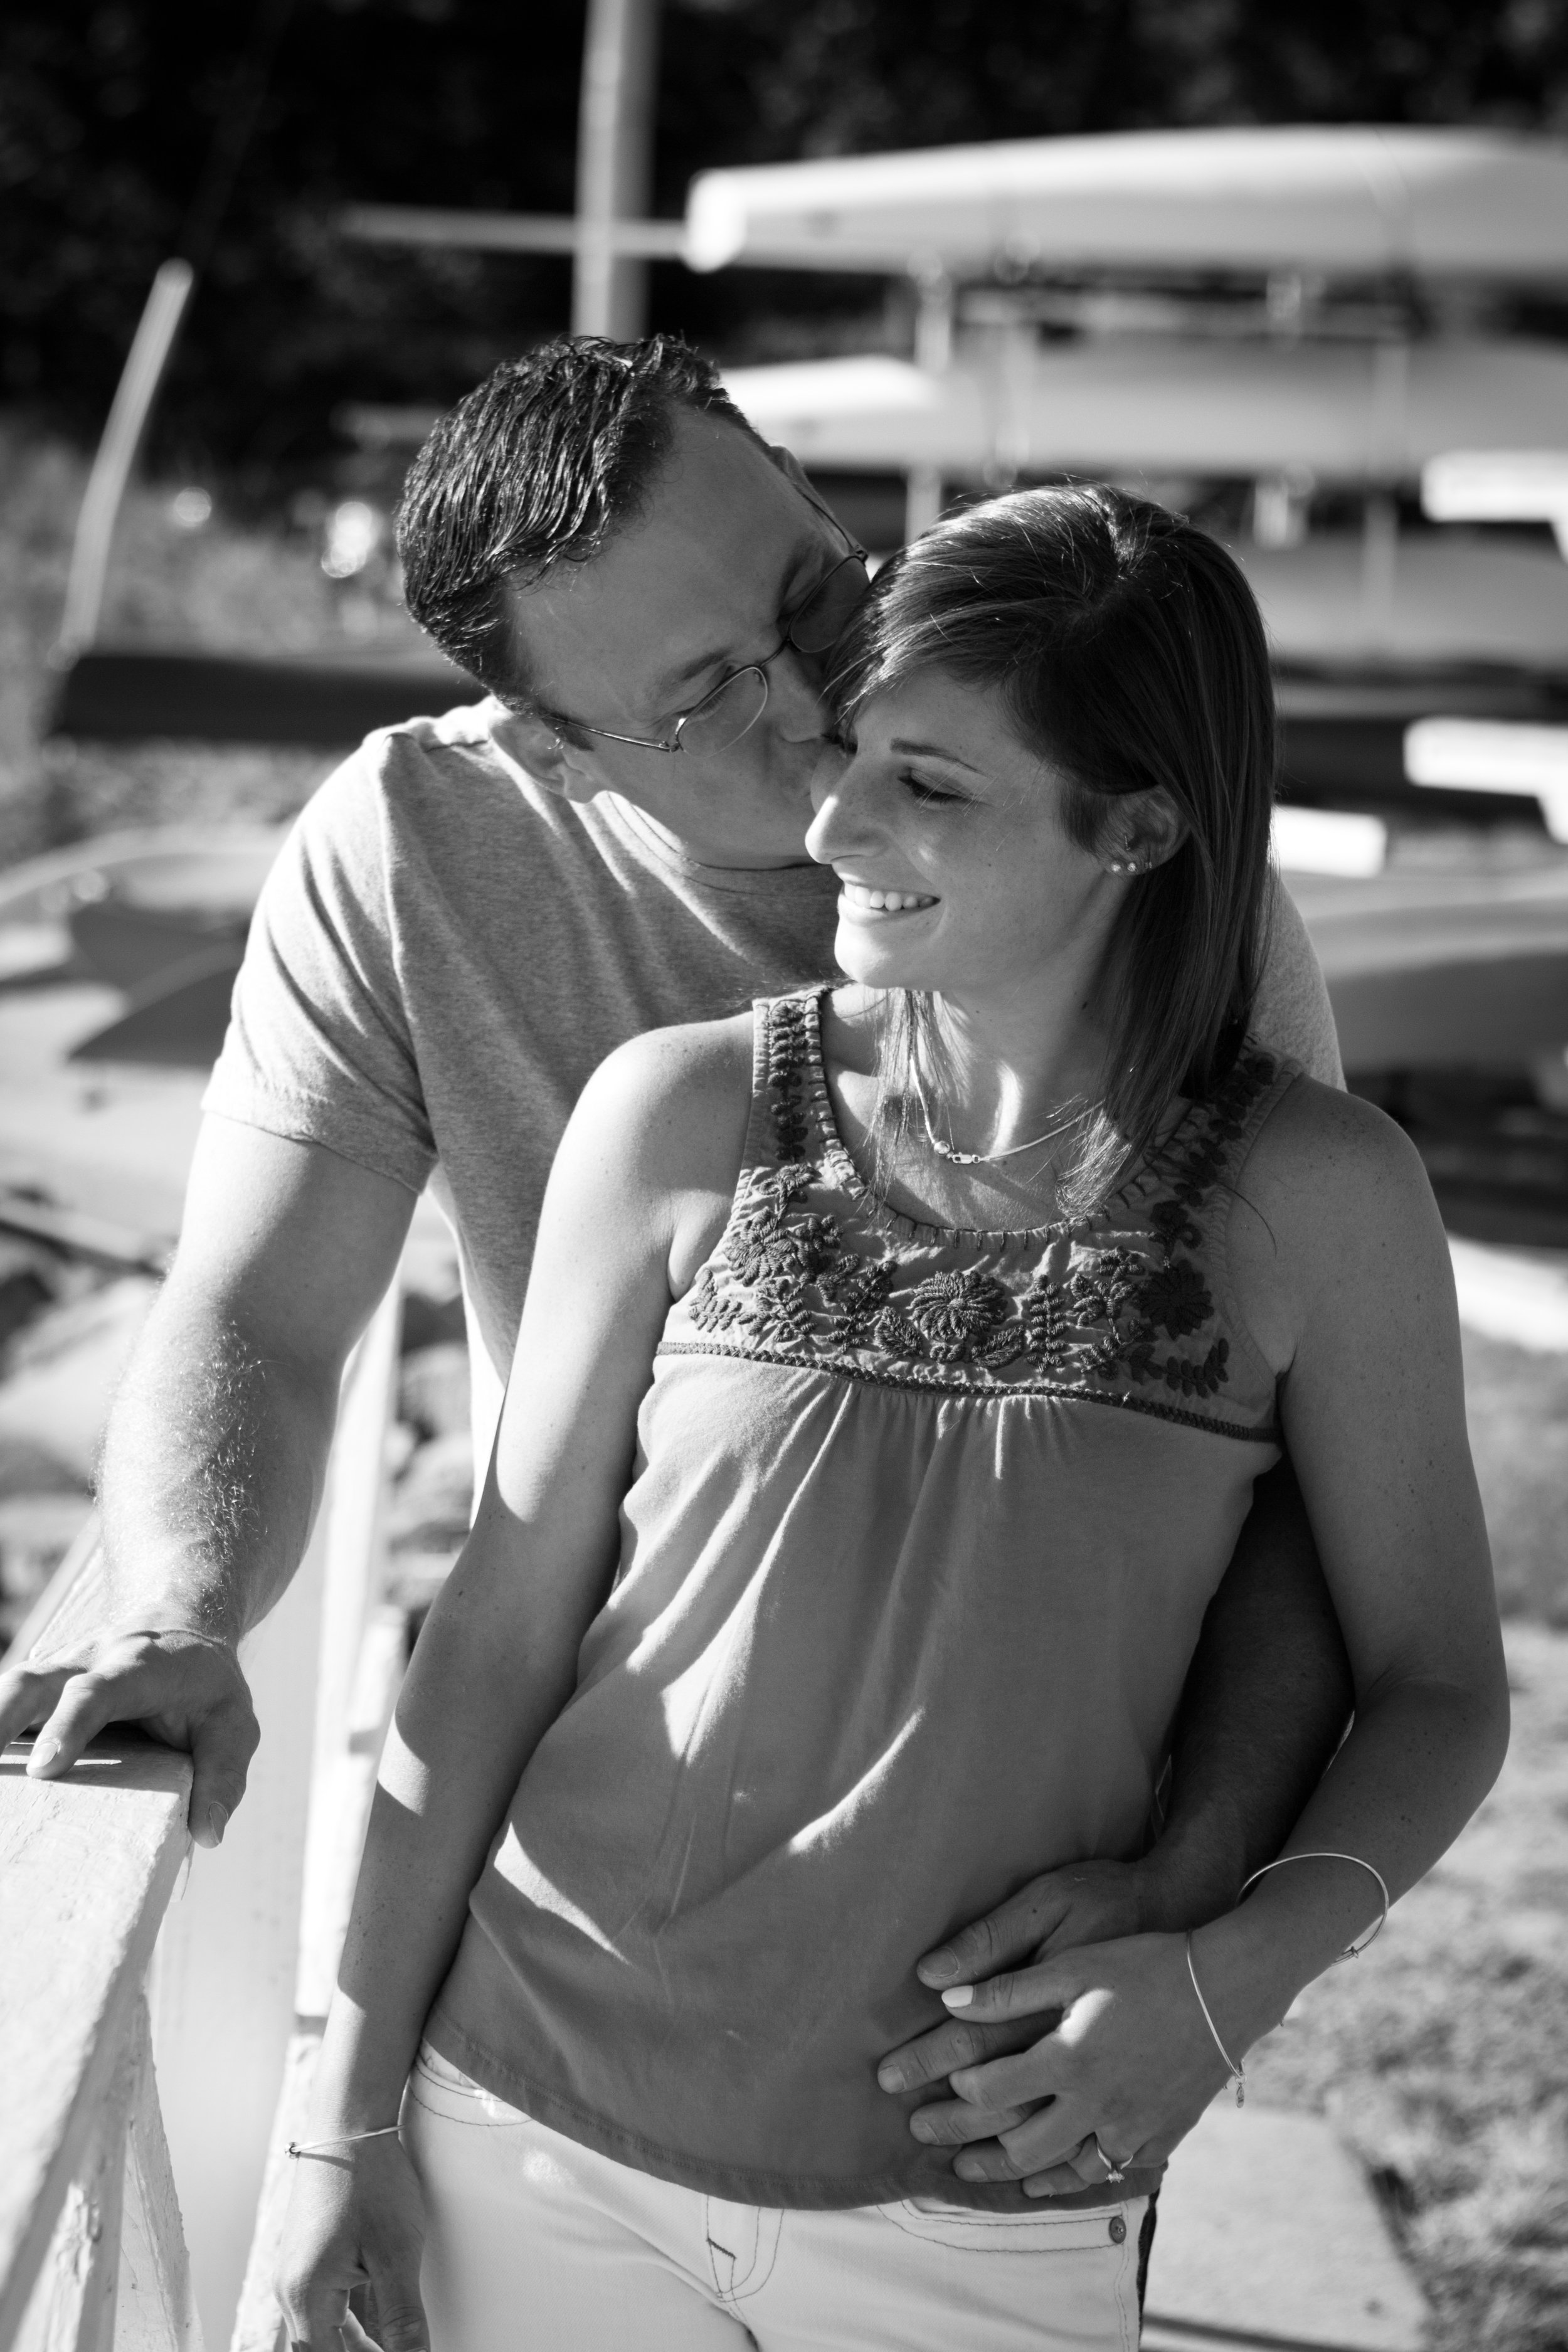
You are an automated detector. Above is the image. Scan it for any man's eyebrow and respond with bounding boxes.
[655,537,822,697]
[889,737,985,774]
[662,638,739,693]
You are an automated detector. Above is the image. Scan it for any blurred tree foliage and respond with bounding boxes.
[4,0,1567,485]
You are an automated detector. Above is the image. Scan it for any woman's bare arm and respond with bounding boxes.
[277,1018,748,2350]
[1180,1078,1508,2000]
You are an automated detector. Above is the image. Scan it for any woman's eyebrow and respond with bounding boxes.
[889,738,985,775]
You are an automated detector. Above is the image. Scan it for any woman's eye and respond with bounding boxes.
[899,770,960,807]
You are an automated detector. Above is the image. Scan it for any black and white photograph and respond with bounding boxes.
[3,8,1567,2351]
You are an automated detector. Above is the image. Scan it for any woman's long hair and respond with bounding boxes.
[829,485,1278,1217]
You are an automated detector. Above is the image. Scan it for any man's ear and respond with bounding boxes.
[768,441,864,553]
[494,707,602,805]
[765,441,816,500]
[767,440,848,530]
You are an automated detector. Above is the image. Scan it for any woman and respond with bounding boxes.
[280,487,1507,2352]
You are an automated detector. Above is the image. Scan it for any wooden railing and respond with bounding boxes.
[1,1732,201,2352]
[0,1279,408,2352]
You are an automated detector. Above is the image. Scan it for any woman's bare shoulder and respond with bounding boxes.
[590,1007,755,1098]
[1243,1071,1432,1209]
[571,1010,755,1194]
[1229,1071,1449,1367]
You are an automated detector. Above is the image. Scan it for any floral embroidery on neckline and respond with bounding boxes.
[677,992,1280,1410]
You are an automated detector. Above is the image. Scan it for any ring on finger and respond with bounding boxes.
[1088,2133,1128,2185]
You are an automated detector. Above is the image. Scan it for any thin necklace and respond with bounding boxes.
[911,1071,1094,1167]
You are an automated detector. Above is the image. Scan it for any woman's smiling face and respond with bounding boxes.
[805,669,1117,1007]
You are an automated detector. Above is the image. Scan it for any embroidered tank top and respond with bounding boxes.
[430,989,1295,2213]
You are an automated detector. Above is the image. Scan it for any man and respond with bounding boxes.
[0,336,1350,2189]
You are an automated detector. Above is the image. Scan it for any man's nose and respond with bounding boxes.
[763,643,831,739]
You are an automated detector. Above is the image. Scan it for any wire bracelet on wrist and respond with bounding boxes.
[287,2126,401,2159]
[1185,1852,1391,2110]
[1237,1850,1391,1961]
[1184,1931,1246,2106]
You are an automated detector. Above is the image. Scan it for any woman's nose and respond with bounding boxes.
[804,748,877,864]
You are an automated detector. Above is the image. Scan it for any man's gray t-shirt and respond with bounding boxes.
[206,697,1342,1451]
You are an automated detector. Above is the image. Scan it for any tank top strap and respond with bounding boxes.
[1227,1047,1304,1165]
[738,989,834,1180]
[1136,1041,1291,1212]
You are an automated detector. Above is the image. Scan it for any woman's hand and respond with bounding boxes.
[877,1857,1168,2104]
[891,1932,1235,2196]
[276,2134,430,2352]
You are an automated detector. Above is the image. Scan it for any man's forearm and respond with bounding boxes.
[1145,1458,1354,1924]
[0,1121,415,1833]
[97,1286,343,1643]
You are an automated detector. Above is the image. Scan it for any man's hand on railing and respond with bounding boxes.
[0,1626,259,1848]
[277,2130,430,2352]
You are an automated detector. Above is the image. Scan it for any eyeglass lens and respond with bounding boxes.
[677,669,771,756]
[788,554,872,655]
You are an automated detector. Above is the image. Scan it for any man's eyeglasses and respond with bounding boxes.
[542,544,871,760]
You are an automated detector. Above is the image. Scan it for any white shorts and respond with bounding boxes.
[402,2043,1147,2352]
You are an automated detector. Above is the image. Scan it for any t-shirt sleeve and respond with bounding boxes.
[1252,870,1345,1088]
[203,738,436,1192]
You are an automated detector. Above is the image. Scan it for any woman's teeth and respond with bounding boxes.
[841,882,937,914]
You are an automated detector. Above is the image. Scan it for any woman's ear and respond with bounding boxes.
[1105,789,1187,877]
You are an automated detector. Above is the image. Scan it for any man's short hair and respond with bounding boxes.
[397,334,763,705]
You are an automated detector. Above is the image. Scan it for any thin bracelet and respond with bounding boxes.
[287,2126,401,2159]
[1184,1932,1246,2106]
[1238,1850,1391,1961]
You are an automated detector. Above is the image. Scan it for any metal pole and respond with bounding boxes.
[56,260,195,660]
[53,0,296,662]
[904,261,953,541]
[911,263,953,375]
[573,0,661,341]
[904,467,943,544]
